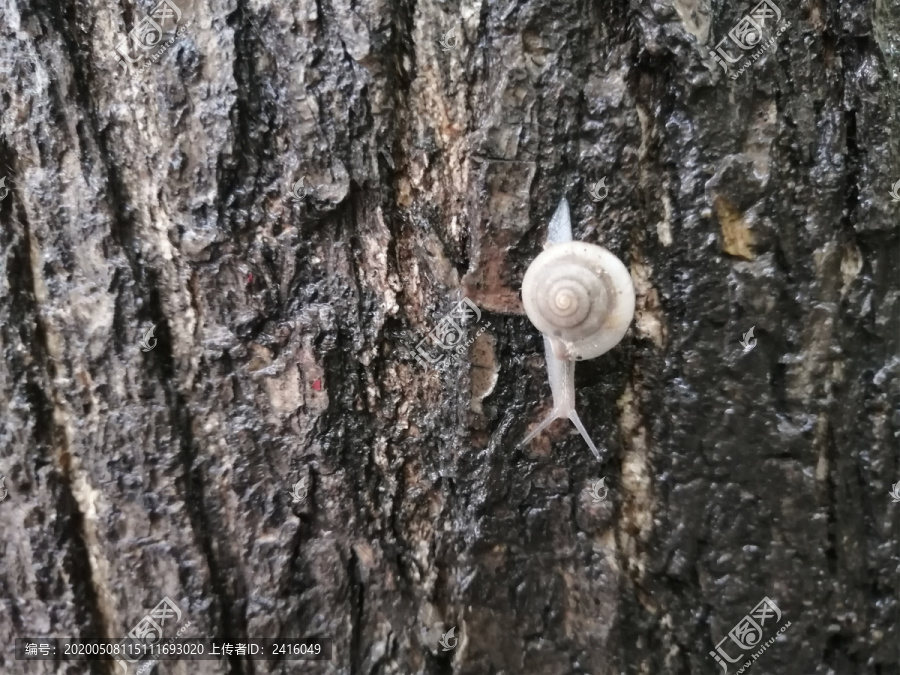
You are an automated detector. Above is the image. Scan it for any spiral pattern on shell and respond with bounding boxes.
[522,242,635,360]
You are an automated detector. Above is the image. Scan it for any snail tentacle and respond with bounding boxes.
[546,196,573,244]
[518,408,562,447]
[567,409,602,461]
[518,336,603,461]
[518,337,571,447]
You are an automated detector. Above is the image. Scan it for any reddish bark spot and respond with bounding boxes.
[247,272,254,284]
[312,379,322,391]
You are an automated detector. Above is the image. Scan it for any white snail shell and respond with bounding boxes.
[521,242,635,361]
[518,198,635,461]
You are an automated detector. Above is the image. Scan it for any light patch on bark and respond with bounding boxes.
[70,467,115,594]
[831,360,845,384]
[372,438,394,502]
[585,67,629,109]
[744,99,777,181]
[462,161,536,313]
[254,328,327,417]
[313,159,352,205]
[786,303,835,404]
[393,377,414,434]
[840,242,863,297]
[459,0,480,23]
[592,529,618,560]
[813,241,840,297]
[662,613,682,671]
[636,103,672,247]
[655,166,673,249]
[815,414,829,482]
[672,0,711,43]
[365,617,395,669]
[715,196,756,260]
[808,0,826,30]
[561,564,618,650]
[26,228,121,640]
[353,542,377,583]
[332,0,371,62]
[420,602,464,654]
[60,405,120,643]
[630,258,668,349]
[418,231,461,295]
[406,493,442,586]
[66,233,122,350]
[616,383,653,586]
[411,1,470,238]
[261,363,303,414]
[656,202,674,247]
[470,329,498,414]
[357,207,401,351]
[247,342,274,374]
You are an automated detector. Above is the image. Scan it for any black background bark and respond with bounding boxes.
[0,0,898,673]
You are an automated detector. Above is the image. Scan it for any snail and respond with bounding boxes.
[519,197,635,460]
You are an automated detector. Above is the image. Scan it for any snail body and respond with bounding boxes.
[519,198,635,460]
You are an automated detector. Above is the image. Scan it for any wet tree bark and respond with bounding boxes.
[1,0,898,674]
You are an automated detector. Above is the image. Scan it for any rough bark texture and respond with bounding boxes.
[1,0,898,674]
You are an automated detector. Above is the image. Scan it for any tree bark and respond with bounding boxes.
[1,0,898,674]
